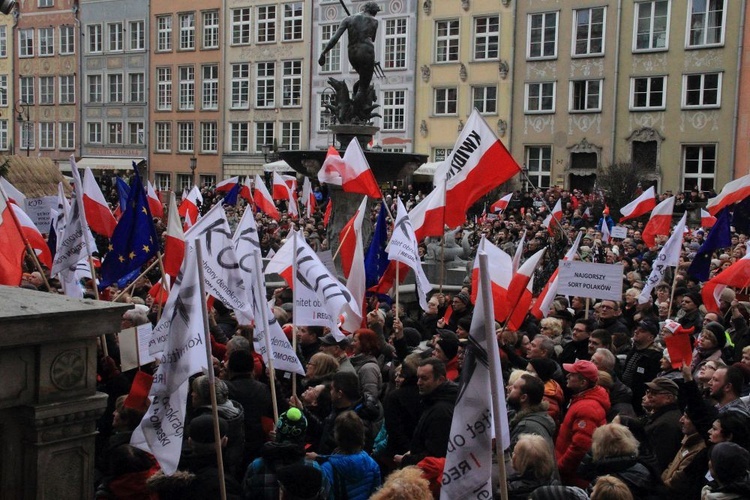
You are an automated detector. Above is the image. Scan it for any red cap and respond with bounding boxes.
[563,360,599,383]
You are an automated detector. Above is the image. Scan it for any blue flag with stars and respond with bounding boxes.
[687,207,732,282]
[100,164,159,287]
[222,182,240,206]
[116,177,130,214]
[364,201,389,288]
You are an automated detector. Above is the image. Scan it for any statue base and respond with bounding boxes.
[330,124,380,150]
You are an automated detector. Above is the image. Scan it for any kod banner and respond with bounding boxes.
[557,261,623,301]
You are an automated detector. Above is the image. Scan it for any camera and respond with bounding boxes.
[0,1,15,15]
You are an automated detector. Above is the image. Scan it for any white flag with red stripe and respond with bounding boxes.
[215,176,239,193]
[701,209,717,228]
[471,236,513,323]
[706,173,750,215]
[253,175,280,221]
[410,177,446,241]
[302,177,316,218]
[490,192,513,214]
[702,242,750,314]
[512,230,526,274]
[639,213,687,304]
[642,196,675,248]
[178,185,202,223]
[343,197,367,333]
[0,177,26,208]
[146,181,164,219]
[542,198,563,234]
[163,192,185,278]
[619,186,656,221]
[505,248,546,321]
[531,232,583,319]
[10,203,52,269]
[82,167,117,237]
[318,140,381,199]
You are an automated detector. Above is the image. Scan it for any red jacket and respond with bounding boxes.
[555,384,610,488]
[543,379,565,427]
[445,356,460,382]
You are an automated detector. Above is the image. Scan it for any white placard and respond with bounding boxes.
[610,226,628,239]
[24,196,58,233]
[557,260,623,301]
[119,324,155,371]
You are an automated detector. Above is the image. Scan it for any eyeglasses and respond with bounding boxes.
[599,305,614,310]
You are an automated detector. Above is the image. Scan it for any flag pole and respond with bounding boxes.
[332,223,354,261]
[291,230,299,397]
[478,252,508,500]
[111,259,161,302]
[155,251,171,321]
[195,240,228,500]
[253,245,280,423]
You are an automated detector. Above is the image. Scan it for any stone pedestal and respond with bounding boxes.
[0,286,130,499]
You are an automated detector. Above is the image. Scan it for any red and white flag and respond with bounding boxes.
[0,177,26,208]
[272,171,290,201]
[178,185,202,223]
[273,172,299,219]
[601,220,611,244]
[318,140,382,199]
[702,243,750,313]
[508,276,534,331]
[10,203,52,269]
[531,232,583,319]
[146,181,164,219]
[240,176,253,203]
[491,192,513,214]
[82,167,117,237]
[471,236,513,323]
[339,197,367,279]
[639,214,687,304]
[253,175,280,221]
[343,197,368,333]
[505,248,546,322]
[701,209,717,228]
[302,177,316,219]
[542,198,563,234]
[215,176,239,193]
[0,187,26,285]
[434,110,521,227]
[410,178,446,241]
[512,230,527,273]
[619,186,656,221]
[642,196,675,248]
[387,198,431,310]
[163,192,185,278]
[706,173,750,215]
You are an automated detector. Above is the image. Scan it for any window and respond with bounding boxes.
[39,76,54,105]
[108,23,123,52]
[282,60,302,107]
[129,73,144,103]
[157,16,172,51]
[526,146,552,188]
[257,6,276,43]
[319,93,334,132]
[383,19,408,70]
[88,122,102,143]
[281,122,301,150]
[199,175,216,188]
[0,121,8,150]
[0,26,7,57]
[472,86,497,114]
[525,82,556,113]
[108,73,123,103]
[433,148,453,161]
[88,75,102,103]
[630,76,666,110]
[178,122,194,152]
[283,2,303,41]
[634,1,669,51]
[202,65,218,110]
[178,66,195,110]
[88,25,101,53]
[19,29,34,57]
[39,122,55,150]
[177,175,192,192]
[59,75,75,104]
[201,121,218,153]
[570,80,602,112]
[688,0,726,47]
[20,123,34,151]
[108,122,123,145]
[320,25,341,72]
[435,20,459,62]
[129,21,145,51]
[528,12,558,59]
[232,8,251,45]
[20,77,34,104]
[230,122,249,152]
[256,62,275,108]
[0,76,7,106]
[179,13,195,50]
[59,122,74,150]
[683,72,721,108]
[474,16,499,60]
[128,122,144,144]
[155,122,171,152]
[434,87,457,115]
[255,122,274,153]
[155,173,171,191]
[382,90,405,131]
[683,144,716,191]
[202,11,219,49]
[573,7,605,56]
[231,63,249,109]
[60,25,74,54]
[38,0,53,6]
[157,67,172,110]
[38,27,54,56]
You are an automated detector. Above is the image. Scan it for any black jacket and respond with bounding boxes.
[402,382,458,466]
[644,403,683,473]
[383,382,422,455]
[225,374,274,464]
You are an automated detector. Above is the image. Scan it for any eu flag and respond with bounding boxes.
[222,183,240,206]
[116,177,130,214]
[687,207,732,281]
[364,201,389,288]
[99,164,159,287]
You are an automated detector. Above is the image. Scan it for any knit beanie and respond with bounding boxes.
[276,408,307,444]
[529,358,558,383]
[703,321,727,350]
[710,442,750,485]
[437,330,460,360]
[455,291,471,306]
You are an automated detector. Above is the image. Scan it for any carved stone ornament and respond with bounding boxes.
[461,0,470,11]
[420,120,428,137]
[423,0,431,15]
[498,60,509,79]
[459,63,467,82]
[421,65,431,83]
[497,119,507,137]
[626,126,666,143]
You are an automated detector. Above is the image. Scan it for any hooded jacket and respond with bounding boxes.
[402,382,458,466]
[242,442,324,500]
[319,451,381,500]
[509,404,556,453]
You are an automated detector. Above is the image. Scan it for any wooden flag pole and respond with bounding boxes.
[195,240,228,500]
[155,251,171,321]
[111,259,161,302]
[291,230,299,398]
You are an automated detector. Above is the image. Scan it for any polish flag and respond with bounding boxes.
[163,192,185,278]
[701,209,717,228]
[512,230,526,273]
[542,198,563,234]
[146,181,164,219]
[433,110,521,227]
[702,243,750,313]
[0,177,26,208]
[601,220,611,243]
[82,168,117,237]
[470,236,513,323]
[642,196,675,248]
[619,186,656,221]
[253,175,280,221]
[508,276,534,331]
[240,176,253,203]
[0,189,26,285]
[272,171,291,200]
[339,197,368,279]
[182,211,194,231]
[410,178,447,241]
[344,198,368,331]
[490,193,513,214]
[178,185,202,223]
[706,173,750,215]
[215,176,239,193]
[531,232,583,319]
[505,248,546,322]
[10,203,52,269]
[318,140,382,199]
[302,177,316,218]
[323,199,332,226]
[273,172,298,219]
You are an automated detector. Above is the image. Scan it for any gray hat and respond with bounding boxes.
[320,333,350,348]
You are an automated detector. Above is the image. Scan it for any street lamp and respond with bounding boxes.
[15,100,29,157]
[189,156,197,187]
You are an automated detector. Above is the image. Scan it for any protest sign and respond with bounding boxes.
[557,261,623,301]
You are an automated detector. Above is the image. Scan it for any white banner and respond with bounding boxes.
[24,196,57,232]
[387,198,430,310]
[611,226,628,239]
[557,261,624,301]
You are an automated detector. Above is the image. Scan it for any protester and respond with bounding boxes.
[506,434,558,499]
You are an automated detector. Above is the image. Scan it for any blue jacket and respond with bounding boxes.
[320,451,380,500]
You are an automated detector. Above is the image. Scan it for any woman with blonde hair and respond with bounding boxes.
[539,317,564,356]
[370,466,431,500]
[590,475,634,500]
[301,352,339,394]
[506,434,557,499]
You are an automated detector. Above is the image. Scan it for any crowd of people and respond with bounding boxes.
[15,175,750,499]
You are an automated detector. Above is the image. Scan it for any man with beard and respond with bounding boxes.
[559,318,594,365]
[710,365,750,417]
[507,373,556,454]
